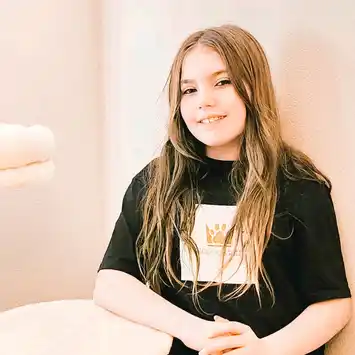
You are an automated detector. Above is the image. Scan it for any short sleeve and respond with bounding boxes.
[98,176,145,282]
[292,181,351,305]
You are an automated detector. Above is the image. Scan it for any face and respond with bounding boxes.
[179,45,246,161]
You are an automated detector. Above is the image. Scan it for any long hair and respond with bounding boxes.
[136,24,330,310]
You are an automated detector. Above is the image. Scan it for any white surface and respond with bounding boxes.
[0,124,55,170]
[0,299,173,355]
[0,123,55,187]
[0,160,55,188]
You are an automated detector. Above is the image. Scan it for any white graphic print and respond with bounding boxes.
[180,204,255,284]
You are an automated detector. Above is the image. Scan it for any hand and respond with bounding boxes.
[199,316,273,355]
[179,316,239,352]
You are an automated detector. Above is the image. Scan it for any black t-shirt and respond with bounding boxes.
[98,157,351,355]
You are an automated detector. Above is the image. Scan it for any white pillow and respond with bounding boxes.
[0,123,55,187]
[0,299,173,355]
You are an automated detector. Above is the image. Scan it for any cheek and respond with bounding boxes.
[180,99,196,125]
[221,90,243,109]
[224,93,246,120]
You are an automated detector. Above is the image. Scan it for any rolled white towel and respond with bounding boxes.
[0,123,55,187]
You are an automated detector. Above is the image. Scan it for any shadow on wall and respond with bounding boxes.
[277,29,354,355]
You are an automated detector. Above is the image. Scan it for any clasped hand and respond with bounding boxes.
[198,316,270,355]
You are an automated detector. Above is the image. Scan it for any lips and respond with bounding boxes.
[199,115,226,124]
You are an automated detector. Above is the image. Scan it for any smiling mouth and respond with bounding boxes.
[200,115,226,124]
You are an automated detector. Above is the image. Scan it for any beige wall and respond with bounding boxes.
[0,0,354,354]
[0,0,104,311]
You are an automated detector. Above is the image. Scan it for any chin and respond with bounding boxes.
[197,137,234,148]
[194,134,242,155]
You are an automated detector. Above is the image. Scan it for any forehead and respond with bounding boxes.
[181,45,226,81]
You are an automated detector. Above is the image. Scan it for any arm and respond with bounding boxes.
[202,298,352,355]
[266,181,352,353]
[93,173,198,341]
[93,269,201,341]
[93,174,216,351]
[201,181,352,355]
[262,297,352,355]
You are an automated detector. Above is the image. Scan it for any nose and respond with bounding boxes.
[197,87,215,109]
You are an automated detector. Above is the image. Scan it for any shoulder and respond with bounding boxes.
[123,158,157,204]
[131,158,157,186]
[277,174,340,243]
[277,172,333,217]
[119,159,158,225]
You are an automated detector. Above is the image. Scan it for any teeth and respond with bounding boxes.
[201,116,224,124]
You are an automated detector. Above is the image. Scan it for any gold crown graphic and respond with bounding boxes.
[206,223,232,247]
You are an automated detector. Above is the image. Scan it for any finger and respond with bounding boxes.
[214,315,229,322]
[213,316,235,338]
[199,334,247,354]
[208,321,250,338]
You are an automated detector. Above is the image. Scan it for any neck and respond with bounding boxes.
[205,145,240,161]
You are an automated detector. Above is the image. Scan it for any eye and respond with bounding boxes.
[182,88,196,95]
[216,79,231,86]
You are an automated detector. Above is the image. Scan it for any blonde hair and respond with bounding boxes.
[136,24,330,312]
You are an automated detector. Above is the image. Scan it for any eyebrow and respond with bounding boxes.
[180,70,228,85]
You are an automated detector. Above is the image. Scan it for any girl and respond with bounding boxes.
[94,25,352,355]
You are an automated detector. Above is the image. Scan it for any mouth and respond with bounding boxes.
[199,115,226,124]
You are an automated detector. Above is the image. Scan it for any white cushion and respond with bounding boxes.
[0,123,55,187]
[0,299,173,355]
